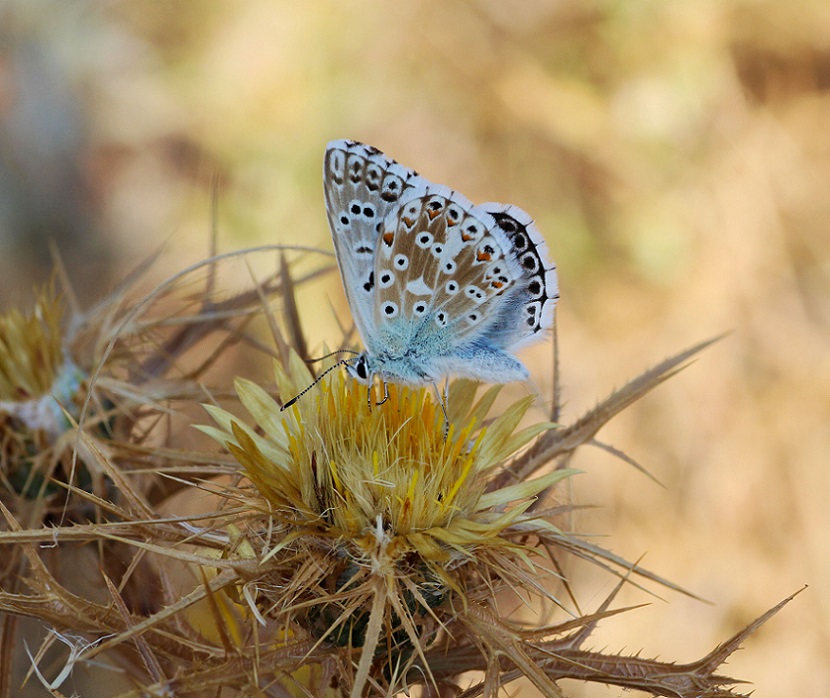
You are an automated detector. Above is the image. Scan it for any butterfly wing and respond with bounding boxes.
[370,184,469,334]
[372,192,558,381]
[325,140,558,385]
[323,139,423,343]
[470,203,559,350]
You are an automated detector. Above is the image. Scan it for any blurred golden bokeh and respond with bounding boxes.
[1,1,828,695]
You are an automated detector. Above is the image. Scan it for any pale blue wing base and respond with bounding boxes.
[367,317,530,384]
[430,343,529,383]
[363,346,527,385]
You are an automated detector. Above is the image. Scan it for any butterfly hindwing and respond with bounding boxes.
[374,192,539,349]
[372,185,470,333]
[431,202,527,342]
[474,203,559,350]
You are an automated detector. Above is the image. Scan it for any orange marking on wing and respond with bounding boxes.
[382,232,395,246]
[476,251,492,262]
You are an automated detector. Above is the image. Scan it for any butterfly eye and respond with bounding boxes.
[353,356,370,380]
[381,301,399,318]
[339,214,350,226]
[435,311,448,327]
[445,280,458,294]
[442,260,457,274]
[362,204,376,218]
[378,271,395,288]
[413,302,427,316]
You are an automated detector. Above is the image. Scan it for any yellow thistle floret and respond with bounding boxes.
[201,351,567,567]
[200,351,574,695]
[0,285,85,441]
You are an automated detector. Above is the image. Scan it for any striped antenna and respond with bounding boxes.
[305,349,359,364]
[281,351,359,410]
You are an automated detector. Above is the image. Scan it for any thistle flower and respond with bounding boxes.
[191,332,793,698]
[200,352,573,696]
[0,284,85,443]
[0,260,792,698]
[0,253,288,513]
[0,284,102,508]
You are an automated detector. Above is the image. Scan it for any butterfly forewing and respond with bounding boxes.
[323,140,422,342]
[372,187,467,329]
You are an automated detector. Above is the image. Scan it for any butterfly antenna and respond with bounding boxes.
[306,349,359,364]
[281,358,356,410]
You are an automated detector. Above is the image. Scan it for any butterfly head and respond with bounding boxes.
[345,353,373,384]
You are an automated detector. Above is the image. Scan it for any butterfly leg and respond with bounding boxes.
[366,374,389,409]
[376,377,389,406]
[432,380,450,439]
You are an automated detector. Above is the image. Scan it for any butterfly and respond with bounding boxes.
[323,139,558,391]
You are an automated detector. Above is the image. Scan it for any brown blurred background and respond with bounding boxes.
[1,1,827,695]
